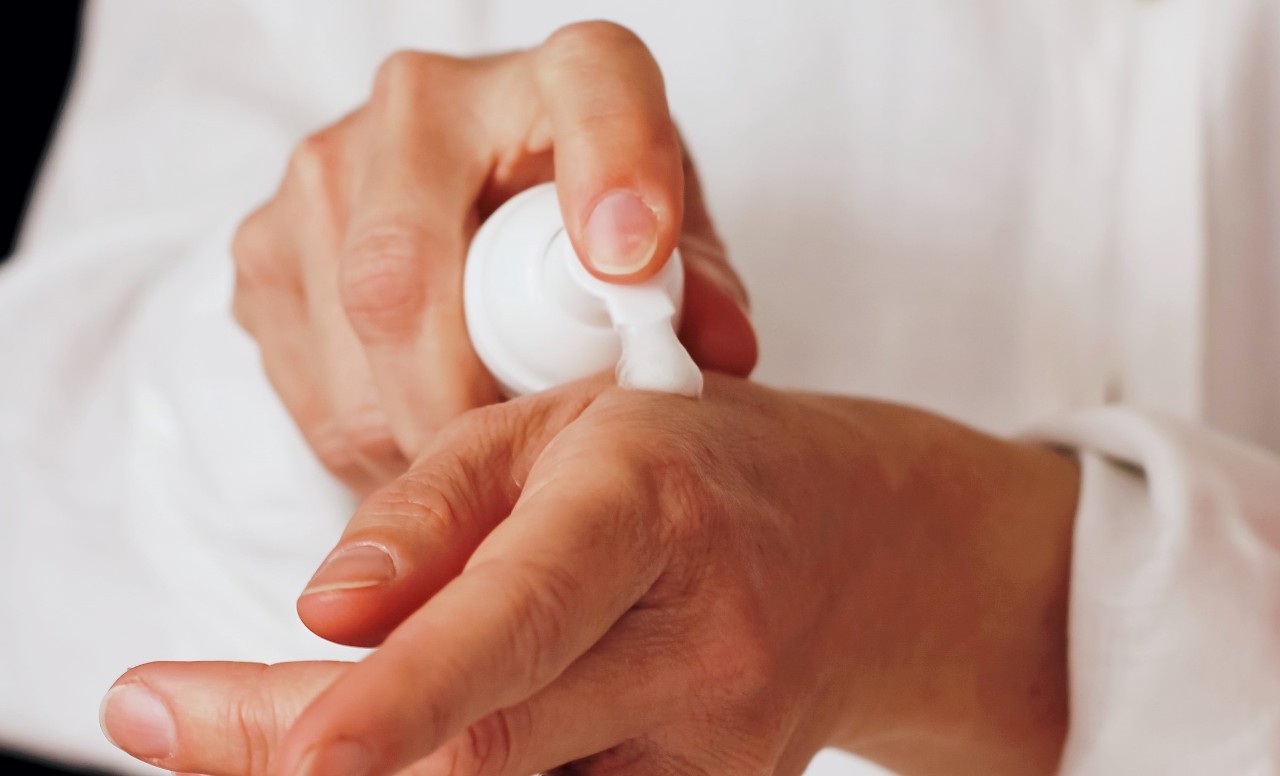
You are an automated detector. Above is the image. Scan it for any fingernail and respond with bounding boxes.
[295,740,374,776]
[100,684,176,760]
[584,190,658,275]
[302,544,396,596]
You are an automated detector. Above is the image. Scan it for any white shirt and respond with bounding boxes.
[1,1,1277,774]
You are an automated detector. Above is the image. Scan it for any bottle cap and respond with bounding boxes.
[464,183,699,397]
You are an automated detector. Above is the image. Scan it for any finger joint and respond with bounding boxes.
[341,226,432,344]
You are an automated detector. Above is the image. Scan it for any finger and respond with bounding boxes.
[276,435,668,776]
[101,614,675,776]
[676,145,757,377]
[413,612,674,776]
[679,242,759,378]
[295,383,601,647]
[290,122,409,489]
[340,53,501,455]
[532,22,684,280]
[307,320,408,492]
[232,203,381,493]
[100,661,347,776]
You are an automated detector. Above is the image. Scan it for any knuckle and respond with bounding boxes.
[542,20,646,61]
[286,131,336,189]
[317,454,366,487]
[340,226,431,343]
[373,50,428,96]
[230,205,269,266]
[335,406,400,464]
[308,421,371,485]
[370,51,475,125]
[434,402,517,459]
[230,205,285,290]
[223,671,281,776]
[230,287,255,332]
[656,457,712,540]
[361,472,464,538]
[695,616,778,707]
[371,50,463,104]
[231,234,305,327]
[582,419,687,521]
[456,708,520,776]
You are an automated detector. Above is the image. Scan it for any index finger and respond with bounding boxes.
[532,21,685,281]
[339,53,502,454]
[295,383,602,647]
[275,438,667,776]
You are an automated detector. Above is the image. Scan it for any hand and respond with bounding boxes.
[230,21,758,494]
[103,376,1079,775]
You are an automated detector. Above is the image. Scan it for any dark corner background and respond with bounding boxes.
[0,2,123,765]
[2,10,121,776]
[1,1,85,263]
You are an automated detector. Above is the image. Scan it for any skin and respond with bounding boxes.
[102,376,1079,776]
[229,21,757,494]
[102,20,1083,776]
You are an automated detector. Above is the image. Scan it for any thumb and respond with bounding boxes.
[101,661,346,775]
[295,380,605,648]
[533,22,684,281]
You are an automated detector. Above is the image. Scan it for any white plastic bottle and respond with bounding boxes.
[464,183,703,398]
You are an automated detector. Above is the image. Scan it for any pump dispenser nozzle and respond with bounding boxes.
[464,183,702,398]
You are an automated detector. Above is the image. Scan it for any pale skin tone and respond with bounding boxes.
[101,21,1082,776]
[226,21,756,494]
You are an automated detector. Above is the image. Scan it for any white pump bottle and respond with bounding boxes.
[463,183,703,398]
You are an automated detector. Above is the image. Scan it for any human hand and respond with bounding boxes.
[103,376,1079,775]
[231,21,757,493]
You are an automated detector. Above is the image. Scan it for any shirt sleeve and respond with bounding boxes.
[1030,407,1280,775]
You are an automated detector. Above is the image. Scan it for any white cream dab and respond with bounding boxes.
[602,283,703,398]
[616,321,704,397]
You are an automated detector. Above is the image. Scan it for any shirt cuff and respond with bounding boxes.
[1029,407,1280,774]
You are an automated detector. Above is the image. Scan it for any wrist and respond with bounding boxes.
[811,400,1079,774]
